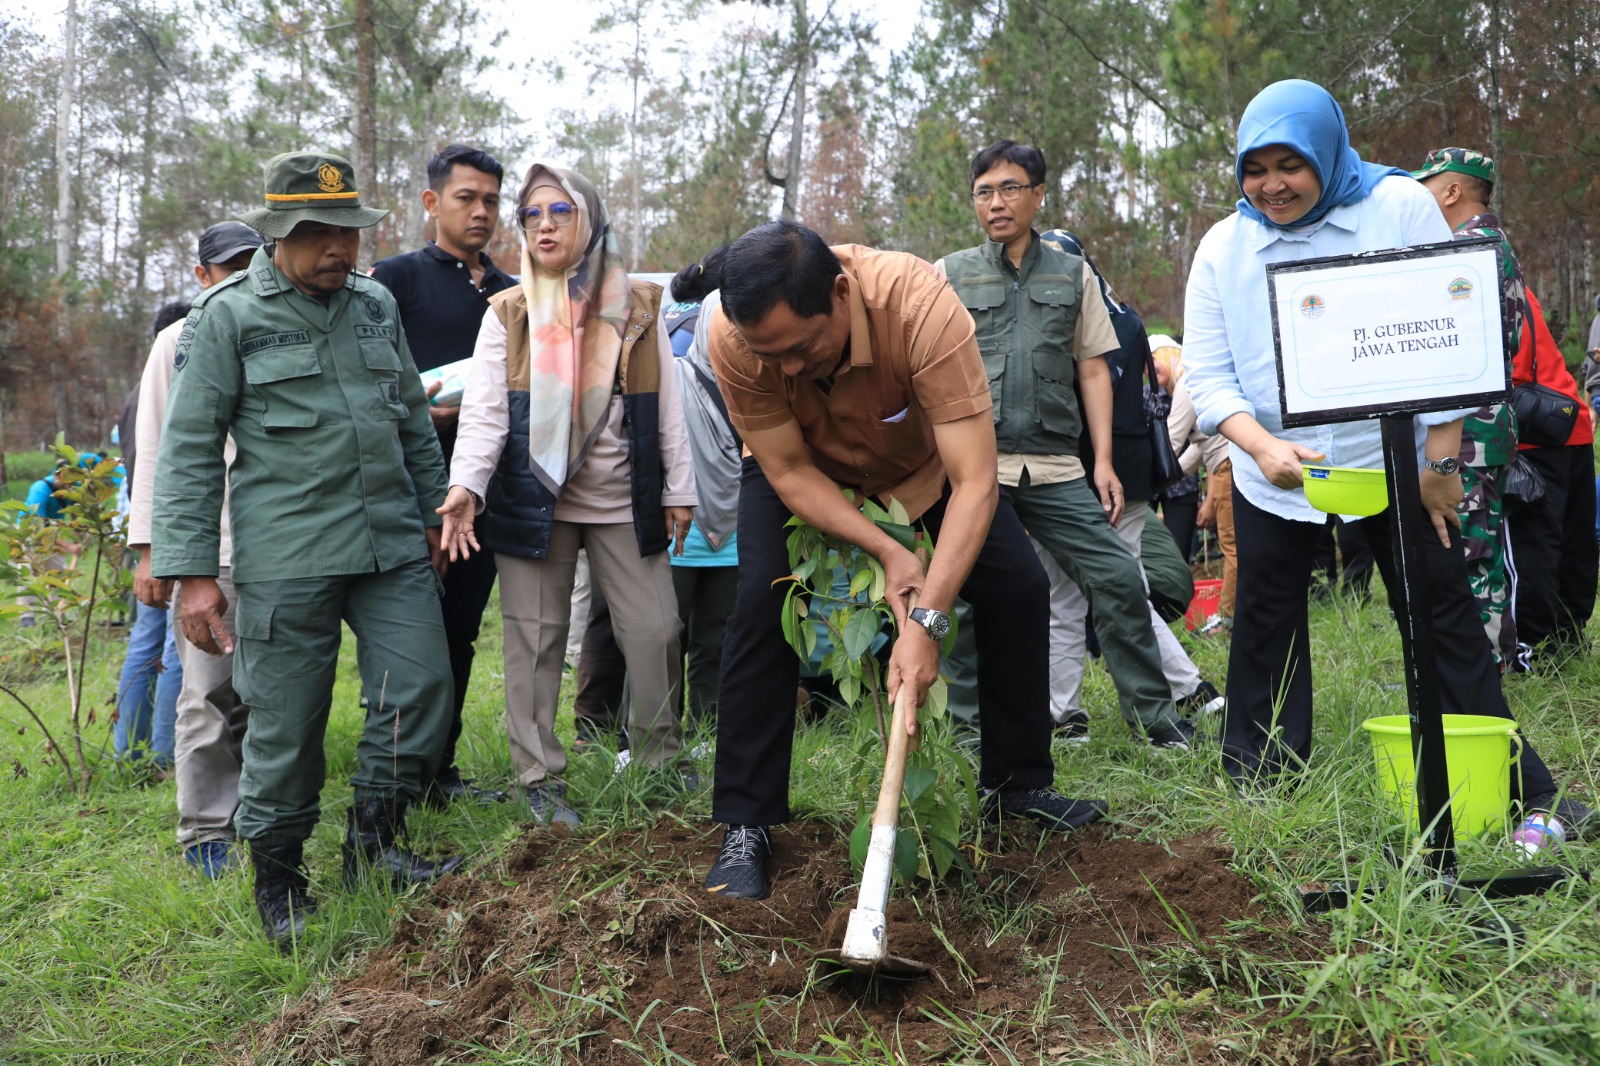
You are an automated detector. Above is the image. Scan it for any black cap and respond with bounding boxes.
[197,221,264,266]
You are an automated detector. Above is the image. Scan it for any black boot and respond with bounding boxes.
[251,840,317,952]
[341,796,466,889]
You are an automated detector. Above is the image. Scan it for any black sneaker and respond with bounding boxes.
[983,788,1107,832]
[1146,718,1198,750]
[1176,680,1225,718]
[704,825,772,900]
[1053,711,1091,745]
[1526,793,1597,841]
[423,766,510,809]
[524,783,583,828]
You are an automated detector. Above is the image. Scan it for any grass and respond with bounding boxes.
[1,563,1598,1063]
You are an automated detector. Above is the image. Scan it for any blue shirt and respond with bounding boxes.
[22,478,64,522]
[1183,176,1462,523]
[670,521,737,567]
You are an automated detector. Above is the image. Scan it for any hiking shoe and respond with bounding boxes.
[251,841,317,953]
[524,782,583,828]
[1176,680,1225,718]
[1526,793,1597,841]
[1146,718,1198,750]
[185,840,238,879]
[1053,711,1091,745]
[341,798,465,889]
[704,825,772,900]
[1197,613,1232,637]
[423,766,509,808]
[982,788,1107,832]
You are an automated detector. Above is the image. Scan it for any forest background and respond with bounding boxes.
[1,0,1597,464]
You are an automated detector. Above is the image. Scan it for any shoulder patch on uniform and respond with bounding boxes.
[174,311,202,370]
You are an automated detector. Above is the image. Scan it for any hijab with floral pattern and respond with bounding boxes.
[517,163,631,496]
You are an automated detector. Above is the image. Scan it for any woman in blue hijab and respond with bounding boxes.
[1180,80,1580,829]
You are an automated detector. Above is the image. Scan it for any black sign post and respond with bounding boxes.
[1264,239,1584,924]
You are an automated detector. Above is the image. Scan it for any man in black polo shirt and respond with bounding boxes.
[372,143,516,805]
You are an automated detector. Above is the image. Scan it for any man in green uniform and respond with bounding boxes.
[1414,148,1525,671]
[938,140,1191,748]
[153,152,463,951]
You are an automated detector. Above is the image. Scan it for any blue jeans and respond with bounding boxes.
[113,600,181,765]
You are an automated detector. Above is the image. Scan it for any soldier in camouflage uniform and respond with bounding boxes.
[1413,148,1526,671]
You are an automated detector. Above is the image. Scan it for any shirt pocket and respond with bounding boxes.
[243,345,323,430]
[1026,275,1077,371]
[956,283,1009,423]
[1035,367,1080,431]
[360,341,411,421]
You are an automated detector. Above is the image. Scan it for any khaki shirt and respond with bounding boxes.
[152,247,447,584]
[709,245,990,520]
[935,251,1118,487]
[127,317,236,564]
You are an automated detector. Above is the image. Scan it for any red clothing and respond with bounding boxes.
[1514,286,1594,449]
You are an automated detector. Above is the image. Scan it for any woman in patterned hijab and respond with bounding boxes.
[438,163,699,825]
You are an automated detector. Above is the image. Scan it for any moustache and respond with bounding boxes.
[318,261,352,274]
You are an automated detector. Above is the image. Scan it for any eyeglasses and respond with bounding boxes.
[972,183,1041,204]
[519,202,577,229]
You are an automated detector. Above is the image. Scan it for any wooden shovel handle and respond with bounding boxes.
[871,542,930,831]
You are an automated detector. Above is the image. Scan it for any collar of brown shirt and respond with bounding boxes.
[708,244,992,520]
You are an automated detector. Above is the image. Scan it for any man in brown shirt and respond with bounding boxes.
[703,221,1106,901]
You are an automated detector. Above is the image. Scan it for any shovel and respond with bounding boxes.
[816,621,932,978]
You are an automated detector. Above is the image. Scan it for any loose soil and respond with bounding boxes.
[244,819,1325,1064]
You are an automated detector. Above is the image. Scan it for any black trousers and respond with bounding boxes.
[1506,443,1598,657]
[1310,516,1374,600]
[1159,491,1200,563]
[574,586,627,738]
[437,526,498,773]
[1225,487,1555,801]
[712,459,1054,825]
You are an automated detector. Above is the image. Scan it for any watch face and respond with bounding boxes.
[915,608,951,639]
[1431,457,1459,475]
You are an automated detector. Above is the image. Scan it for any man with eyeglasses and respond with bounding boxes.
[372,144,516,807]
[938,140,1191,750]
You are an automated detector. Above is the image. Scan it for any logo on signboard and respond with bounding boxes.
[1448,277,1473,301]
[1300,294,1326,319]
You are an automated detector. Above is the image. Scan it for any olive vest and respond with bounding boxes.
[479,279,670,560]
[944,236,1086,457]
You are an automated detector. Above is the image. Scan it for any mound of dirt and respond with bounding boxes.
[245,819,1313,1064]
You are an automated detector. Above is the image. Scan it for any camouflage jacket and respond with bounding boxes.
[1453,213,1523,469]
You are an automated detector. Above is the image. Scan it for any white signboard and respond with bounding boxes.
[1269,237,1508,426]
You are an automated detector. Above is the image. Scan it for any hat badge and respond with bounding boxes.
[317,163,346,194]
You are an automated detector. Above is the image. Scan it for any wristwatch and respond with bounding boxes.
[908,606,952,640]
[1423,456,1460,476]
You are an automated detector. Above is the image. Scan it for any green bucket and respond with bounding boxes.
[1361,714,1518,839]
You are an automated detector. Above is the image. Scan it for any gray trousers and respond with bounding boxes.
[497,521,683,787]
[1011,476,1180,733]
[171,570,249,846]
[1031,505,1203,721]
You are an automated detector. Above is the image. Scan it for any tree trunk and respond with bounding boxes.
[628,9,644,270]
[781,0,808,222]
[53,0,77,441]
[354,0,378,264]
[1486,0,1504,220]
[54,0,76,280]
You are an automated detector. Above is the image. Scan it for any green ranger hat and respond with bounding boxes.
[237,151,389,239]
[1411,147,1497,185]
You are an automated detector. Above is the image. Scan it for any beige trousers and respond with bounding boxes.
[170,570,250,845]
[497,522,683,787]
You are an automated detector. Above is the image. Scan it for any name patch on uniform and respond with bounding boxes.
[354,324,396,341]
[240,330,311,357]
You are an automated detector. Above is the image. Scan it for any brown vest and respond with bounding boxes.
[489,279,663,396]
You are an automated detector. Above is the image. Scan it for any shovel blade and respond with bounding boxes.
[814,906,931,979]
